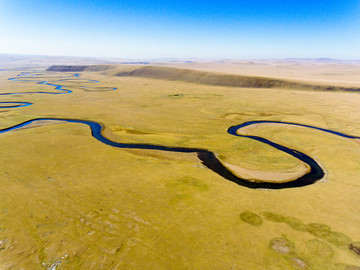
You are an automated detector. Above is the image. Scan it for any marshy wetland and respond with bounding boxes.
[0,62,360,269]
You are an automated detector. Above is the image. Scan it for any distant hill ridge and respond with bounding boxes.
[46,65,360,92]
[47,65,114,72]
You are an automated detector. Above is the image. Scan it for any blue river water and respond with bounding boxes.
[1,71,358,189]
[0,101,32,108]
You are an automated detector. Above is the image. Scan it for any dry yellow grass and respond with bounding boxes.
[0,63,360,269]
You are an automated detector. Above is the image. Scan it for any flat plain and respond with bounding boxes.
[0,59,360,269]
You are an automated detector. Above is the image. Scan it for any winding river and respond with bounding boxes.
[1,71,359,189]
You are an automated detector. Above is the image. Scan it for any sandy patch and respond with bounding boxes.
[224,162,310,183]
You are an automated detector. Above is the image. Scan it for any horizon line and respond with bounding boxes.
[1,52,360,62]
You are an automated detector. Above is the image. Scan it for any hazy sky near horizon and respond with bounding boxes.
[0,0,359,59]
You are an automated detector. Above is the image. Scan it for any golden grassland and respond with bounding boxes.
[0,64,360,269]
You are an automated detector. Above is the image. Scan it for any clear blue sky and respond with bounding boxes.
[0,0,359,59]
